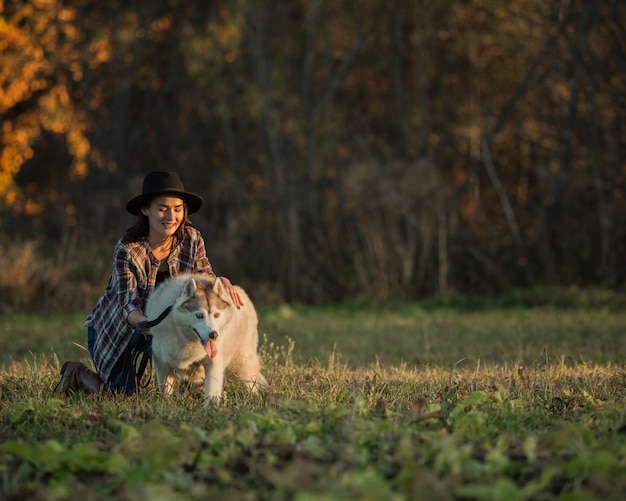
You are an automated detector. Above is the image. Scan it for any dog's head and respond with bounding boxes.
[173,277,231,358]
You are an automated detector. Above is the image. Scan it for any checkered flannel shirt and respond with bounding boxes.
[85,225,215,383]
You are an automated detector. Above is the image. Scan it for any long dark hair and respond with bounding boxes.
[122,200,191,245]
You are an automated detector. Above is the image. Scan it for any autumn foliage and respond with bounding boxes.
[1,0,625,305]
[0,0,100,209]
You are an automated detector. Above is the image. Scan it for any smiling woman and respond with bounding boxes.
[55,171,242,397]
[147,198,184,232]
[140,196,188,268]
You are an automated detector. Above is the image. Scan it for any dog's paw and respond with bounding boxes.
[203,395,222,408]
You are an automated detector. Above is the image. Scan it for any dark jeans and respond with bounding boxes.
[87,327,137,395]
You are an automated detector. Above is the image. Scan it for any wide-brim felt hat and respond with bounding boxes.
[126,171,204,215]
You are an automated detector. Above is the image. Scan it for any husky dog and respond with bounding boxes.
[146,274,267,405]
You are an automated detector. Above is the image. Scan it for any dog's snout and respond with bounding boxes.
[209,331,218,340]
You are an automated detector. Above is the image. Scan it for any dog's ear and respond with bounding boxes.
[212,277,229,302]
[183,278,197,299]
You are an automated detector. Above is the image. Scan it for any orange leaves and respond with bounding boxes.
[86,35,111,69]
[39,85,90,178]
[0,115,34,204]
[0,16,52,115]
[0,0,102,203]
[150,14,173,33]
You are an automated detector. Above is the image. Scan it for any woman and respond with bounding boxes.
[56,171,242,395]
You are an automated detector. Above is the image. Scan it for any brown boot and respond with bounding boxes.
[54,361,103,395]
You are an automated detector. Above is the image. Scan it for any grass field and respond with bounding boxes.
[1,299,625,500]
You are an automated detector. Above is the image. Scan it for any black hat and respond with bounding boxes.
[126,171,204,215]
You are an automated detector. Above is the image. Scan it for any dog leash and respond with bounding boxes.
[136,304,173,331]
[127,329,153,389]
[128,305,174,389]
[137,281,188,331]
[129,280,190,388]
[128,283,189,389]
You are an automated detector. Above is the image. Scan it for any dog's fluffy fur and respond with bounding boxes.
[146,274,267,405]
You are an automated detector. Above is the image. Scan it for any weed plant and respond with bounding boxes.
[1,302,625,500]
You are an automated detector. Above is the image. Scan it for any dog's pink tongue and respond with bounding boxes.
[204,340,218,359]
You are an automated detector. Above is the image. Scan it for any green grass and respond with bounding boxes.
[0,313,89,369]
[260,303,624,367]
[1,301,626,500]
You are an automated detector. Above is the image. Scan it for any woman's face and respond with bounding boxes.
[141,195,186,240]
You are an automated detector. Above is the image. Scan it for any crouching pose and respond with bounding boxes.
[55,171,242,395]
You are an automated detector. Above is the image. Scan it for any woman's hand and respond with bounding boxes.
[127,310,152,336]
[220,276,244,309]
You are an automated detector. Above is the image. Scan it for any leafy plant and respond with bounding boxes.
[1,305,626,499]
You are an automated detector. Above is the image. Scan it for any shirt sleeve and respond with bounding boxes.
[192,229,217,278]
[113,242,146,320]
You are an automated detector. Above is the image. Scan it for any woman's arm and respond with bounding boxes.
[127,310,149,329]
[219,276,244,309]
[192,230,217,278]
[114,242,151,331]
[192,229,243,308]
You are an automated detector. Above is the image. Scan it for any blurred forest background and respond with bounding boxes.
[1,0,625,311]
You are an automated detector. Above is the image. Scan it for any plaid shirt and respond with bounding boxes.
[85,225,215,383]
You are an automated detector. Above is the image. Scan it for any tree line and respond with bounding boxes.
[1,0,625,304]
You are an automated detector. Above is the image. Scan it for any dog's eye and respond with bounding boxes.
[213,312,220,319]
[196,313,204,319]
